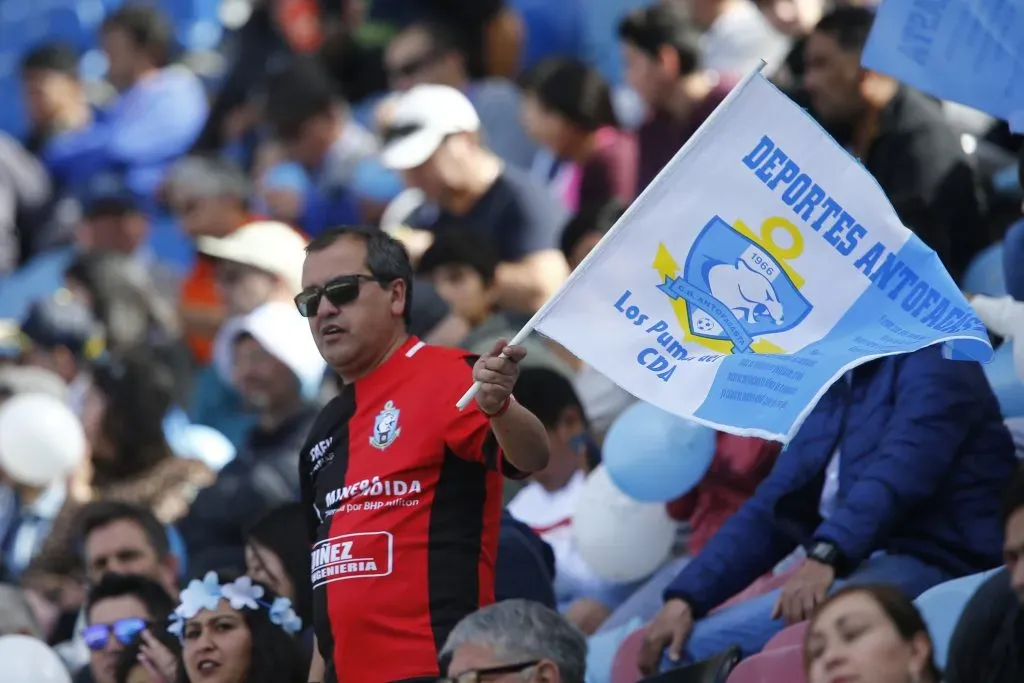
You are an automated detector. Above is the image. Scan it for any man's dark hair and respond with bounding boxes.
[101,3,174,68]
[618,4,703,77]
[85,574,175,624]
[418,230,500,285]
[264,56,342,141]
[522,58,618,132]
[513,367,588,430]
[1003,465,1024,524]
[813,6,876,53]
[77,501,171,560]
[399,20,467,61]
[305,226,415,326]
[20,42,79,77]
[560,200,624,261]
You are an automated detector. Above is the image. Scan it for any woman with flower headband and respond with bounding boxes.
[166,570,306,683]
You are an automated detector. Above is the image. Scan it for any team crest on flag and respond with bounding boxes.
[370,401,401,450]
[657,216,812,355]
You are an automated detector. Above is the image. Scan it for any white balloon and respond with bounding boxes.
[572,465,678,583]
[0,393,86,487]
[0,635,72,683]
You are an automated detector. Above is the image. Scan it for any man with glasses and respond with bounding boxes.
[440,599,587,683]
[80,574,174,683]
[297,226,550,683]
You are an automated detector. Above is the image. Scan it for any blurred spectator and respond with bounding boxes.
[0,133,75,275]
[507,367,634,634]
[25,351,213,586]
[497,511,557,610]
[0,459,70,583]
[520,58,637,212]
[263,56,376,234]
[0,365,69,404]
[17,295,105,414]
[803,6,984,280]
[945,468,1024,683]
[80,574,175,683]
[384,21,537,170]
[19,43,93,157]
[76,176,179,294]
[381,84,569,313]
[188,221,308,447]
[42,4,208,206]
[0,585,43,637]
[805,584,941,683]
[417,230,573,376]
[752,0,824,95]
[673,0,790,74]
[79,502,180,595]
[441,599,587,683]
[640,346,1015,672]
[179,302,324,578]
[244,503,314,631]
[163,156,257,364]
[618,4,737,195]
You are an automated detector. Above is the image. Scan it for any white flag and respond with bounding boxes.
[521,71,991,442]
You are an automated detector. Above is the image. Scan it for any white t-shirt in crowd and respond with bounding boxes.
[508,471,631,610]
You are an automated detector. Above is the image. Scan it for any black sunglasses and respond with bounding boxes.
[83,617,148,651]
[437,660,540,683]
[294,274,385,317]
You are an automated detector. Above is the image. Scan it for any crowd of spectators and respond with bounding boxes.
[1,0,1024,682]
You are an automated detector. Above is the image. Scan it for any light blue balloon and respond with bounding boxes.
[603,402,717,502]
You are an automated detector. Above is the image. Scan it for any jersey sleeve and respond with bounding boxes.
[447,355,528,479]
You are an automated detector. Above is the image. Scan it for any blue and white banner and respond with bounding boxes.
[530,72,992,442]
[862,0,1024,133]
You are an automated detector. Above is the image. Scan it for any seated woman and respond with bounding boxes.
[805,584,941,683]
[520,58,637,213]
[167,570,307,683]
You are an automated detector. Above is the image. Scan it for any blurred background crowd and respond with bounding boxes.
[1,0,1024,682]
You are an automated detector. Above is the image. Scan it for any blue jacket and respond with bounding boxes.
[665,346,1015,616]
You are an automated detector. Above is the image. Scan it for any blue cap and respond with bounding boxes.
[19,295,105,359]
[81,172,142,217]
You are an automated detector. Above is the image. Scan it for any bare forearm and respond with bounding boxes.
[491,401,549,473]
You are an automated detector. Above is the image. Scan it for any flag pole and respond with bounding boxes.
[456,60,768,410]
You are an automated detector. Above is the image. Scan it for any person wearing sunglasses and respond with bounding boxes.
[440,599,587,683]
[298,226,550,683]
[82,574,175,683]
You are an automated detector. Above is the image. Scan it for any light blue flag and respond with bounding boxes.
[862,0,1024,132]
[463,66,993,442]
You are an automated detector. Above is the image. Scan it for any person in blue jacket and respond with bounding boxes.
[637,345,1016,674]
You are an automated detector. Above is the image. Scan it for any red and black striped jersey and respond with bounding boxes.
[299,336,523,683]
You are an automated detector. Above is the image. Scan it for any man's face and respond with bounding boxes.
[385,28,454,91]
[533,407,587,491]
[399,135,469,203]
[621,43,670,110]
[300,237,405,372]
[1004,506,1024,602]
[283,113,337,169]
[84,520,170,588]
[446,642,556,683]
[79,211,148,255]
[232,335,299,411]
[21,68,81,126]
[430,264,493,326]
[803,31,867,128]
[214,261,278,317]
[101,28,142,92]
[87,595,151,683]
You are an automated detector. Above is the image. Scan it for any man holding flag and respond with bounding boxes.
[449,57,1013,672]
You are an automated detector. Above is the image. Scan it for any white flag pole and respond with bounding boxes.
[455,60,768,410]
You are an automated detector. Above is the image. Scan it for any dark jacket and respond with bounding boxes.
[179,406,320,579]
[497,510,556,609]
[946,568,1024,683]
[665,346,1015,616]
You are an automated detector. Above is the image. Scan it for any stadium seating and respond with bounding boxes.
[725,646,805,683]
[913,569,1002,669]
[762,621,807,652]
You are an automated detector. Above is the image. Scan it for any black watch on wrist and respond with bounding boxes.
[808,540,842,568]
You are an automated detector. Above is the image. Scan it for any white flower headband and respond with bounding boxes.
[167,572,303,638]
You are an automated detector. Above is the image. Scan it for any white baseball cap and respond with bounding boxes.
[231,302,326,398]
[380,84,481,171]
[196,221,309,295]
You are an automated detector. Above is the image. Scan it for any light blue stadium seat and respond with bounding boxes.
[913,569,1001,669]
[961,242,1007,297]
[984,342,1024,418]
